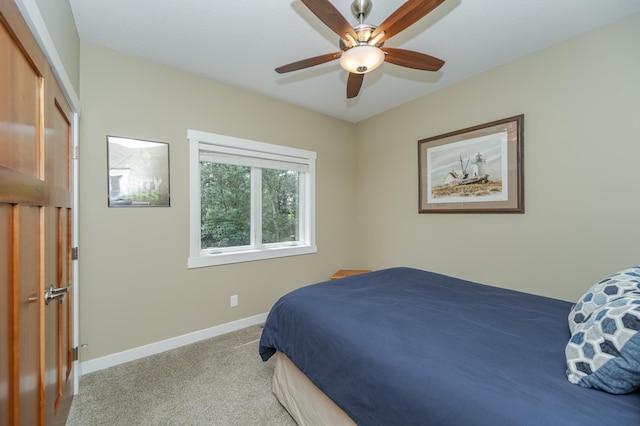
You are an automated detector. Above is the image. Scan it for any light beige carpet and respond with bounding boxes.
[66,325,296,425]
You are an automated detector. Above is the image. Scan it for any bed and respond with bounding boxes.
[259,267,640,425]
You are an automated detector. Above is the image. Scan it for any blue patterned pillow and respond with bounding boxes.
[565,291,640,394]
[568,266,640,334]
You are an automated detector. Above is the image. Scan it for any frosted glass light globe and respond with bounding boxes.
[340,45,385,74]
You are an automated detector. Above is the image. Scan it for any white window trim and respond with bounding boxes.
[187,129,317,268]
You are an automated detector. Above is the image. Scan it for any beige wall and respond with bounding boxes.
[35,0,80,93]
[77,13,639,361]
[77,43,358,361]
[354,13,640,302]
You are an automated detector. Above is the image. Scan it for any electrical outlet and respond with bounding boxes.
[230,294,238,307]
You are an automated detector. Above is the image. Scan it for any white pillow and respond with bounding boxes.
[568,266,640,334]
[566,291,640,394]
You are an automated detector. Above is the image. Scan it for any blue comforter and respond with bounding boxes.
[259,267,640,425]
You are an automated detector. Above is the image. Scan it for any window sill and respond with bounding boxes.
[188,244,317,268]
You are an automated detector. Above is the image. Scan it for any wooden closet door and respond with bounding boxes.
[0,0,75,424]
[0,5,46,423]
[43,87,74,426]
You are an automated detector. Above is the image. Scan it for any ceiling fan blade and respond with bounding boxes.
[372,0,444,42]
[275,52,342,74]
[381,47,444,71]
[347,73,364,98]
[301,0,357,41]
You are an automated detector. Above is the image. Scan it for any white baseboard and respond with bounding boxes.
[79,313,269,375]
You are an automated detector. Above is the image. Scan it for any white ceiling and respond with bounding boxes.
[68,0,640,123]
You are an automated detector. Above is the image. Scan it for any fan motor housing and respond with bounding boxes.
[339,24,383,50]
[351,0,373,21]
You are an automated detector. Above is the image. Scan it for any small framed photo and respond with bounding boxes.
[418,115,524,213]
[107,136,170,207]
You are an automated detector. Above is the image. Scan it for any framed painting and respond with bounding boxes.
[107,136,170,207]
[418,115,524,213]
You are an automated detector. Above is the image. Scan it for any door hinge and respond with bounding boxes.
[73,346,79,361]
[72,247,78,260]
[72,145,79,160]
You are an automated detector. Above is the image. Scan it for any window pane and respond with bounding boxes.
[189,130,316,268]
[262,168,299,244]
[200,161,251,249]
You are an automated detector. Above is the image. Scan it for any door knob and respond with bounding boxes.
[44,285,70,305]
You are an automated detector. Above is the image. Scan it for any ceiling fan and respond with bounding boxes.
[276,0,445,99]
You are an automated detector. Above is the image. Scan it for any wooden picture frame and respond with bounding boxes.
[418,115,524,213]
[107,136,171,207]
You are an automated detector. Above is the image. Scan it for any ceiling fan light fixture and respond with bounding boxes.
[339,45,385,74]
[275,0,446,98]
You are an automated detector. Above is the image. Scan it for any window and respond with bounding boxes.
[188,129,316,268]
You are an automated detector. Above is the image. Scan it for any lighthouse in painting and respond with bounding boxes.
[472,152,486,177]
